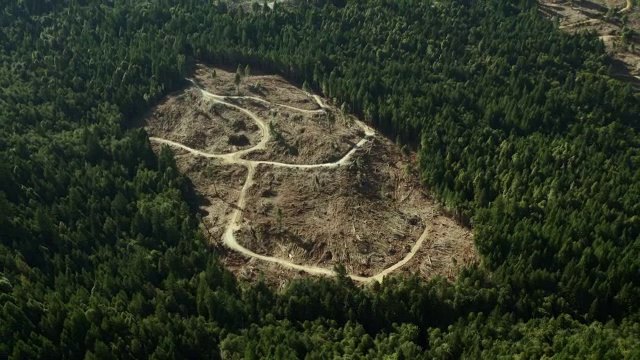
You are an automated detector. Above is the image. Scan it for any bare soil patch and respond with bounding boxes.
[143,88,261,154]
[144,64,477,286]
[240,101,364,164]
[173,155,248,246]
[399,214,476,281]
[235,136,474,279]
[221,251,310,289]
[193,64,320,110]
[189,64,366,165]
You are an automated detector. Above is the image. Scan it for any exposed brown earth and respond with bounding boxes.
[225,97,364,165]
[175,156,249,245]
[194,64,320,110]
[143,88,261,154]
[143,65,476,287]
[236,139,433,277]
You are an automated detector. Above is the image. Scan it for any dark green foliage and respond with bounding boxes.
[1,0,639,358]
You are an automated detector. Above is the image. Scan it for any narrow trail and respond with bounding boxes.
[213,94,325,114]
[599,35,616,41]
[558,18,598,29]
[620,0,632,13]
[150,81,427,283]
[151,136,372,169]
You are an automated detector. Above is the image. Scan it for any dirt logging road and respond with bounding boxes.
[150,81,430,283]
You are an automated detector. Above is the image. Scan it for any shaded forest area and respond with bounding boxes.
[1,0,639,358]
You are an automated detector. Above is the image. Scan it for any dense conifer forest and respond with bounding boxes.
[1,0,639,358]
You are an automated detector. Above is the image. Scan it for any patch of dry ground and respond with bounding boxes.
[191,65,364,165]
[175,156,248,245]
[236,139,433,277]
[539,0,640,86]
[143,88,261,153]
[401,214,475,281]
[242,104,364,165]
[194,64,320,110]
[144,64,476,286]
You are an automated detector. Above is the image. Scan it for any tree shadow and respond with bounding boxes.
[608,58,640,89]
[182,176,212,217]
[575,8,621,27]
[575,0,608,13]
[538,6,563,20]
